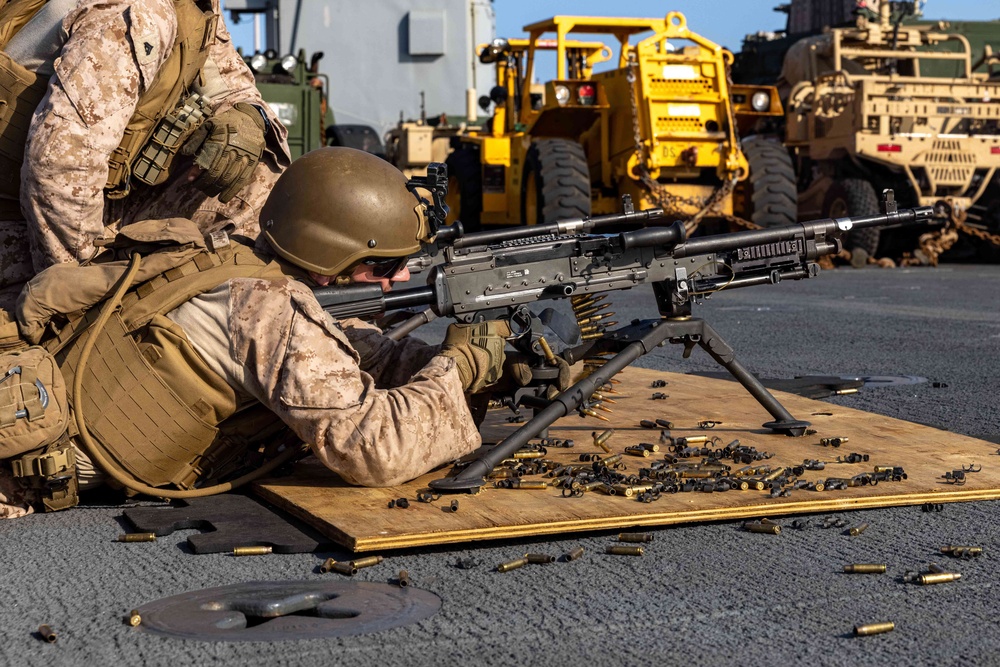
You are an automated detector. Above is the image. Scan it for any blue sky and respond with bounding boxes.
[226,0,998,57]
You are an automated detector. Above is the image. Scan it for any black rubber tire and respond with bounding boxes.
[445,147,483,232]
[741,135,797,227]
[822,178,881,257]
[522,139,591,225]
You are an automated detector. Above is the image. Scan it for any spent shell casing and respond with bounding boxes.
[640,419,658,429]
[843,564,886,574]
[618,532,654,543]
[640,442,660,453]
[513,450,545,459]
[606,545,644,556]
[526,553,556,564]
[350,555,384,570]
[397,570,410,587]
[127,609,142,627]
[329,561,358,576]
[928,563,947,574]
[566,547,585,561]
[497,557,529,573]
[655,419,674,429]
[593,429,614,452]
[599,453,623,466]
[854,622,894,636]
[624,446,650,458]
[513,480,547,490]
[942,545,983,557]
[37,625,56,643]
[320,557,337,573]
[745,522,781,535]
[849,523,869,537]
[676,435,708,446]
[233,546,272,556]
[118,532,156,543]
[918,572,962,585]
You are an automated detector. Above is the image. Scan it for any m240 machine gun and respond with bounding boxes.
[314,167,933,491]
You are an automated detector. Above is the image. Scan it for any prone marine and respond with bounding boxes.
[0,147,512,518]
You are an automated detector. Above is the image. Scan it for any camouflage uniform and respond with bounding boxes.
[165,277,482,487]
[0,0,289,310]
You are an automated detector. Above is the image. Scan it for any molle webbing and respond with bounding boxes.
[104,0,216,198]
[0,50,47,200]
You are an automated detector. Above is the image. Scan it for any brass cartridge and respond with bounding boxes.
[397,570,410,587]
[526,553,556,564]
[514,480,548,490]
[513,450,545,459]
[820,437,848,447]
[618,533,654,543]
[606,545,644,556]
[639,420,658,429]
[843,564,886,574]
[592,429,615,453]
[497,557,529,573]
[854,622,894,636]
[537,336,557,365]
[37,625,56,643]
[624,446,650,458]
[580,481,606,493]
[849,523,869,537]
[233,546,272,556]
[655,419,674,429]
[581,407,610,420]
[118,533,157,543]
[873,466,894,473]
[350,555,384,570]
[762,467,786,482]
[599,454,623,466]
[320,558,337,573]
[640,442,660,453]
[918,572,962,585]
[941,545,983,557]
[566,547,585,561]
[676,435,708,446]
[328,561,358,576]
[127,610,142,627]
[612,484,636,497]
[745,522,781,535]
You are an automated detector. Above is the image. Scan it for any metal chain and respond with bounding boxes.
[624,55,758,235]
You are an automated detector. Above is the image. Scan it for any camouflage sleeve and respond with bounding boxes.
[0,469,35,519]
[337,317,442,388]
[226,278,480,487]
[196,0,290,167]
[21,0,177,269]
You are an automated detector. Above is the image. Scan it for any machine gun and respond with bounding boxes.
[314,185,933,491]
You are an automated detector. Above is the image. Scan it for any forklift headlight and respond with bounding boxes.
[554,85,571,106]
[751,91,771,112]
[249,53,268,73]
[279,54,298,73]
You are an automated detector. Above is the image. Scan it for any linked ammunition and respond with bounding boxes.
[849,523,869,537]
[917,572,962,585]
[698,420,723,429]
[592,429,614,453]
[581,407,610,420]
[397,570,410,587]
[744,522,781,535]
[537,336,557,365]
[843,564,886,574]
[37,625,56,643]
[350,555,384,570]
[565,547,585,561]
[854,622,894,636]
[606,545,644,556]
[327,561,357,575]
[233,546,272,557]
[526,553,556,564]
[497,557,529,573]
[118,533,157,543]
[618,533,654,543]
[624,446,650,458]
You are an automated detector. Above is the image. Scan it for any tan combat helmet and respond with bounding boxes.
[261,147,430,275]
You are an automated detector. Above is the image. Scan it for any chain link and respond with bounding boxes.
[624,55,760,235]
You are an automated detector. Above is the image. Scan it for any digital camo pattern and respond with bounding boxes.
[217,277,481,487]
[18,0,288,276]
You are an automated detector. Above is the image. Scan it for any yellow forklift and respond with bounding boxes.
[446,12,792,233]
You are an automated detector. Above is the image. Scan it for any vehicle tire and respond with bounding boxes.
[444,146,483,232]
[521,139,590,226]
[822,178,880,257]
[326,124,386,157]
[740,135,797,227]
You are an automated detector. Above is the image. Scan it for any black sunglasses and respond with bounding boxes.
[362,257,408,279]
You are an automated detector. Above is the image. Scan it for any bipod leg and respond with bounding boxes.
[429,319,676,492]
[684,318,809,437]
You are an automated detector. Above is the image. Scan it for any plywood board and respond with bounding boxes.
[254,368,996,552]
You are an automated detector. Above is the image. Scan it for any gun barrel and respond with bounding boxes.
[452,208,664,249]
[672,207,933,259]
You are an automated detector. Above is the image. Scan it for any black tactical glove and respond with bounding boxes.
[182,102,267,203]
[439,321,510,393]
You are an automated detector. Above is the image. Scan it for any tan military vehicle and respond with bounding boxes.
[781,2,1000,261]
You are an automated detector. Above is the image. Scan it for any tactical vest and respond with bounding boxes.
[0,0,216,207]
[45,236,299,491]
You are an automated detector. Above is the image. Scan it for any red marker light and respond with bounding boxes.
[991,146,1000,155]
[877,144,902,153]
[578,84,596,105]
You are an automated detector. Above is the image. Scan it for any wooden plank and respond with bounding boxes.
[254,368,995,552]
